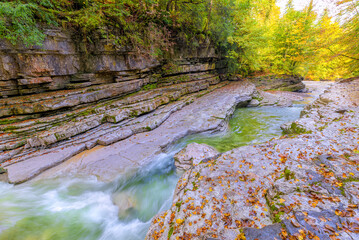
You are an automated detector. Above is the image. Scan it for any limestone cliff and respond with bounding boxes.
[0,28,224,166]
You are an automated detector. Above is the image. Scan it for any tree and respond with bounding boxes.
[268,0,317,76]
[335,0,359,76]
[306,10,350,80]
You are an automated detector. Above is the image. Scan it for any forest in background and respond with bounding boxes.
[0,0,358,80]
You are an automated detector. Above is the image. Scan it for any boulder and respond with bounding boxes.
[112,192,137,219]
[174,143,219,171]
[0,167,8,182]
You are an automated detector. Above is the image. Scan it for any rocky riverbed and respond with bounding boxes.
[146,79,359,240]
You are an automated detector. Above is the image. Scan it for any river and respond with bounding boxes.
[0,81,330,240]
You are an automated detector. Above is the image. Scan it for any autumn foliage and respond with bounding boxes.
[0,0,358,79]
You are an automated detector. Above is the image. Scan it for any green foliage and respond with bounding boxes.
[167,226,174,239]
[0,1,54,46]
[225,0,269,75]
[0,0,358,79]
[335,0,359,76]
[0,167,7,174]
[284,122,312,134]
[142,83,158,91]
[268,1,317,75]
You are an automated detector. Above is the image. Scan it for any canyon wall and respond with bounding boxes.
[0,28,225,165]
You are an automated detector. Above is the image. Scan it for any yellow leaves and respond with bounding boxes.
[310,200,318,208]
[235,233,246,240]
[279,198,285,203]
[334,181,343,187]
[209,187,213,192]
[280,228,288,238]
[297,235,304,240]
[279,154,287,163]
[176,218,184,225]
[335,209,342,216]
[235,220,242,228]
[297,164,302,168]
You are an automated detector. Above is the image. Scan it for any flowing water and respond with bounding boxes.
[0,153,178,240]
[0,82,330,240]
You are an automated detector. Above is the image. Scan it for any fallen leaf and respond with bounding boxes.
[291,219,301,228]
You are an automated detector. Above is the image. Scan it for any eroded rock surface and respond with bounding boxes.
[146,79,359,240]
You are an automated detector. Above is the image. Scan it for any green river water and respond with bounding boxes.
[0,83,326,240]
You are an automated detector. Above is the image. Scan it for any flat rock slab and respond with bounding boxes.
[5,144,86,183]
[31,81,255,182]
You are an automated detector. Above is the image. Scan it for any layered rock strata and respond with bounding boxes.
[27,81,255,183]
[146,79,359,240]
[0,28,224,180]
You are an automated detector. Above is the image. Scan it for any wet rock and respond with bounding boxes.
[174,143,220,171]
[247,99,260,107]
[112,192,137,219]
[4,144,86,183]
[0,172,8,182]
[0,167,8,182]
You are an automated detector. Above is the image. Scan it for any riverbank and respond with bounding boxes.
[146,79,359,240]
